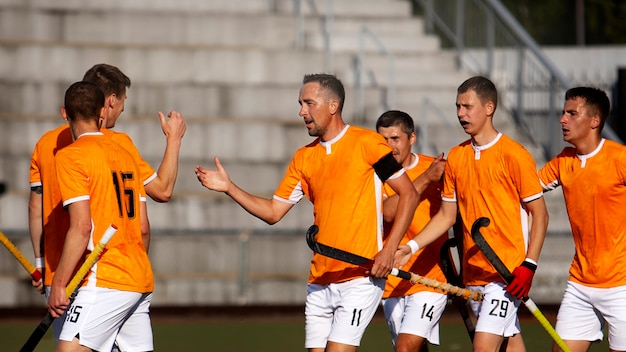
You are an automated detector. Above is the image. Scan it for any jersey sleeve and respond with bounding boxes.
[360,132,403,183]
[55,148,90,206]
[29,143,42,187]
[274,148,306,204]
[538,155,562,191]
[441,147,457,202]
[506,144,544,203]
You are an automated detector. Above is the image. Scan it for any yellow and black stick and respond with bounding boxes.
[305,225,484,302]
[0,231,42,281]
[20,224,118,352]
[471,217,571,352]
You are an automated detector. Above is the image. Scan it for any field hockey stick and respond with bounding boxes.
[20,224,118,352]
[470,217,571,352]
[0,231,42,282]
[305,225,483,302]
[440,236,476,341]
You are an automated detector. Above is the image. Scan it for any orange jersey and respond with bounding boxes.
[102,129,157,186]
[538,139,626,288]
[443,133,544,286]
[30,126,155,286]
[274,125,401,285]
[55,132,153,293]
[29,125,73,286]
[382,154,448,298]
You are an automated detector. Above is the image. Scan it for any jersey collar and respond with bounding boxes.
[471,132,502,160]
[320,124,350,155]
[576,138,605,168]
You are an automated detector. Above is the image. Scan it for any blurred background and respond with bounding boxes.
[0,0,624,312]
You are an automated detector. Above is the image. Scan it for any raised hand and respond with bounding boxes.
[158,110,186,142]
[423,153,446,183]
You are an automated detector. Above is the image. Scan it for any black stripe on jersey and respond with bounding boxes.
[373,152,402,182]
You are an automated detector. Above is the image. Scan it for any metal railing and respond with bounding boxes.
[354,26,396,122]
[293,0,334,72]
[414,0,622,159]
[290,0,395,123]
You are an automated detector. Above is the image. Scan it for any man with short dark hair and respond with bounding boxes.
[538,87,626,352]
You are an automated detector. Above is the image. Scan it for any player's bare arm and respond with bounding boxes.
[372,172,418,278]
[48,200,92,318]
[195,156,293,225]
[505,197,548,300]
[524,197,549,263]
[145,110,186,202]
[28,188,44,294]
[139,201,150,252]
[394,200,457,267]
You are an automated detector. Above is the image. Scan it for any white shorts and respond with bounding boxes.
[468,282,521,337]
[58,287,153,352]
[382,291,448,346]
[305,277,385,348]
[555,281,626,350]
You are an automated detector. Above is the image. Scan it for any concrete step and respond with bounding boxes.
[0,229,579,306]
[0,0,272,14]
[0,229,312,306]
[0,80,464,122]
[0,0,410,18]
[0,43,456,86]
[0,193,29,231]
[0,11,299,49]
[275,0,412,18]
[0,10,427,49]
[308,31,440,54]
[319,16,426,36]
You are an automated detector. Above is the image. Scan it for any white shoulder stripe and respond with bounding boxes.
[522,192,543,203]
[540,179,560,191]
[63,195,90,207]
[273,181,304,204]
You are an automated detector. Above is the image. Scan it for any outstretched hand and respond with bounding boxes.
[195,156,231,193]
[158,110,186,142]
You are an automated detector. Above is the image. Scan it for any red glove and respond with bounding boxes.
[506,260,537,299]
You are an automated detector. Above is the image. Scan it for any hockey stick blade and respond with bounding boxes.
[470,217,514,283]
[470,217,572,352]
[305,225,483,301]
[305,225,372,269]
[440,238,461,287]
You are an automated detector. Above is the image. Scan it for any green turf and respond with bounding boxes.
[1,319,609,351]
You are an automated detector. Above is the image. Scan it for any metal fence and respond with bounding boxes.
[413,0,622,159]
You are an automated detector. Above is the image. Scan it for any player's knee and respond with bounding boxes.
[395,338,427,352]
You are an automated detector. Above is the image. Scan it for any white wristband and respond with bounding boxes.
[407,240,420,255]
[35,257,44,269]
[524,257,537,266]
